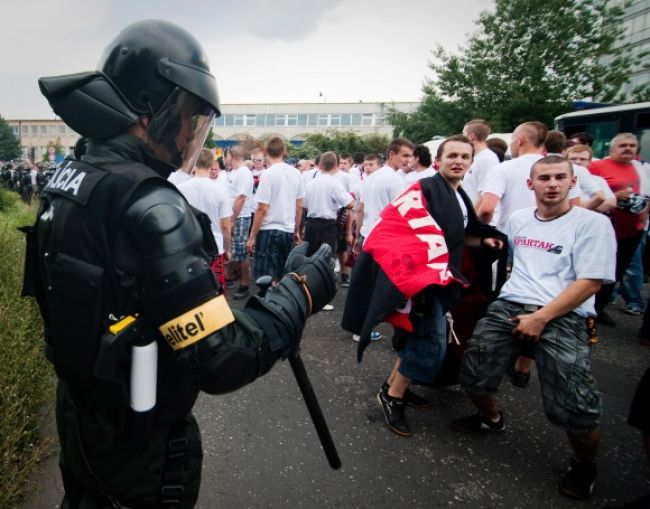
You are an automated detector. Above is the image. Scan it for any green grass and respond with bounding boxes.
[0,189,55,508]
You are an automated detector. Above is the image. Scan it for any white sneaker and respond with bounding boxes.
[322,304,335,311]
[352,331,381,342]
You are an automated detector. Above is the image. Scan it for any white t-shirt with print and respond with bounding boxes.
[359,165,406,237]
[177,177,232,252]
[229,165,254,218]
[304,172,353,219]
[255,162,305,233]
[499,206,616,317]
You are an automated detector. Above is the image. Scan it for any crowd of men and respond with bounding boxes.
[8,122,649,505]
[0,160,53,203]
[161,125,647,504]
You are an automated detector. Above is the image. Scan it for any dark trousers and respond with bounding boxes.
[595,231,643,315]
[57,381,202,508]
[304,217,337,257]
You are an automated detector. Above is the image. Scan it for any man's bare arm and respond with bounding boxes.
[476,192,499,224]
[246,202,269,254]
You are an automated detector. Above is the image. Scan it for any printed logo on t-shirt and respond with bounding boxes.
[514,236,563,255]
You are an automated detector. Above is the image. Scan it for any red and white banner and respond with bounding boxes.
[363,181,466,316]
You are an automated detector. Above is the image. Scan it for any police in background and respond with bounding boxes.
[22,20,335,508]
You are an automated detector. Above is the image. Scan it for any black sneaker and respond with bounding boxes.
[451,411,505,433]
[559,458,596,500]
[377,386,411,436]
[507,364,531,388]
[233,286,250,300]
[340,273,350,288]
[381,382,431,408]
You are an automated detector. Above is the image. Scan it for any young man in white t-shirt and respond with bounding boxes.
[404,144,436,184]
[247,136,305,282]
[178,148,232,291]
[453,155,616,501]
[353,138,412,254]
[304,151,353,256]
[227,145,255,300]
[461,119,500,205]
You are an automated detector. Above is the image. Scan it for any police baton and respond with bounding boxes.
[257,276,341,470]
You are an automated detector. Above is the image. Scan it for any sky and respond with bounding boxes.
[0,0,491,119]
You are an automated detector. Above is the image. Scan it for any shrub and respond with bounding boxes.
[0,190,55,507]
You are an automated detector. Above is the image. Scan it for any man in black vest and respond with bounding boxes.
[23,20,335,508]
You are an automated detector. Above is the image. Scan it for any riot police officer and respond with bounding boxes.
[22,20,335,508]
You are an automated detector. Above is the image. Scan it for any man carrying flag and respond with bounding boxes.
[342,135,505,436]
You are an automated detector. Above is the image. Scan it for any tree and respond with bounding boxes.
[386,91,473,142]
[203,128,215,148]
[42,138,64,162]
[287,129,390,159]
[0,116,21,160]
[402,0,648,134]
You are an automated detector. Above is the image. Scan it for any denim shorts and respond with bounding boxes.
[459,299,602,433]
[397,298,447,384]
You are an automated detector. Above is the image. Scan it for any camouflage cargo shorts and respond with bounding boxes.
[458,299,602,433]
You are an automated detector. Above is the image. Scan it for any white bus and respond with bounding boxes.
[555,102,650,161]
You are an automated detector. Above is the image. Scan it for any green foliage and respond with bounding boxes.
[0,190,55,507]
[0,116,21,161]
[288,129,390,159]
[394,0,647,136]
[386,90,473,142]
[41,138,64,162]
[204,128,215,148]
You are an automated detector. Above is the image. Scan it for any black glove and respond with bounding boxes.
[244,243,336,358]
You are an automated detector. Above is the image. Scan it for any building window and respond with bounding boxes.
[341,114,351,126]
[351,114,362,125]
[31,125,38,135]
[275,114,286,126]
[330,114,341,126]
[255,114,266,126]
[224,115,235,126]
[49,126,57,136]
[40,125,48,135]
[214,116,225,126]
[362,114,373,126]
[265,114,276,126]
[234,115,244,126]
[307,114,318,126]
[22,125,29,135]
[245,114,256,126]
[317,114,328,126]
[59,125,66,135]
[298,114,308,126]
[287,114,297,126]
[12,126,18,136]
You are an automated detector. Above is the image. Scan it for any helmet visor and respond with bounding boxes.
[146,88,215,172]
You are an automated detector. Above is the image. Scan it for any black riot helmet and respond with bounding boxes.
[39,20,221,171]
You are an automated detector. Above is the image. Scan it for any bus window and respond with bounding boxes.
[588,120,619,159]
[639,130,650,162]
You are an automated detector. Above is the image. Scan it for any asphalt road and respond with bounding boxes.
[22,286,650,509]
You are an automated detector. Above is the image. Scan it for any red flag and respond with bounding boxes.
[362,181,467,329]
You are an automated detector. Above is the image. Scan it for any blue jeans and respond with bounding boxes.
[397,298,447,384]
[620,234,647,311]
